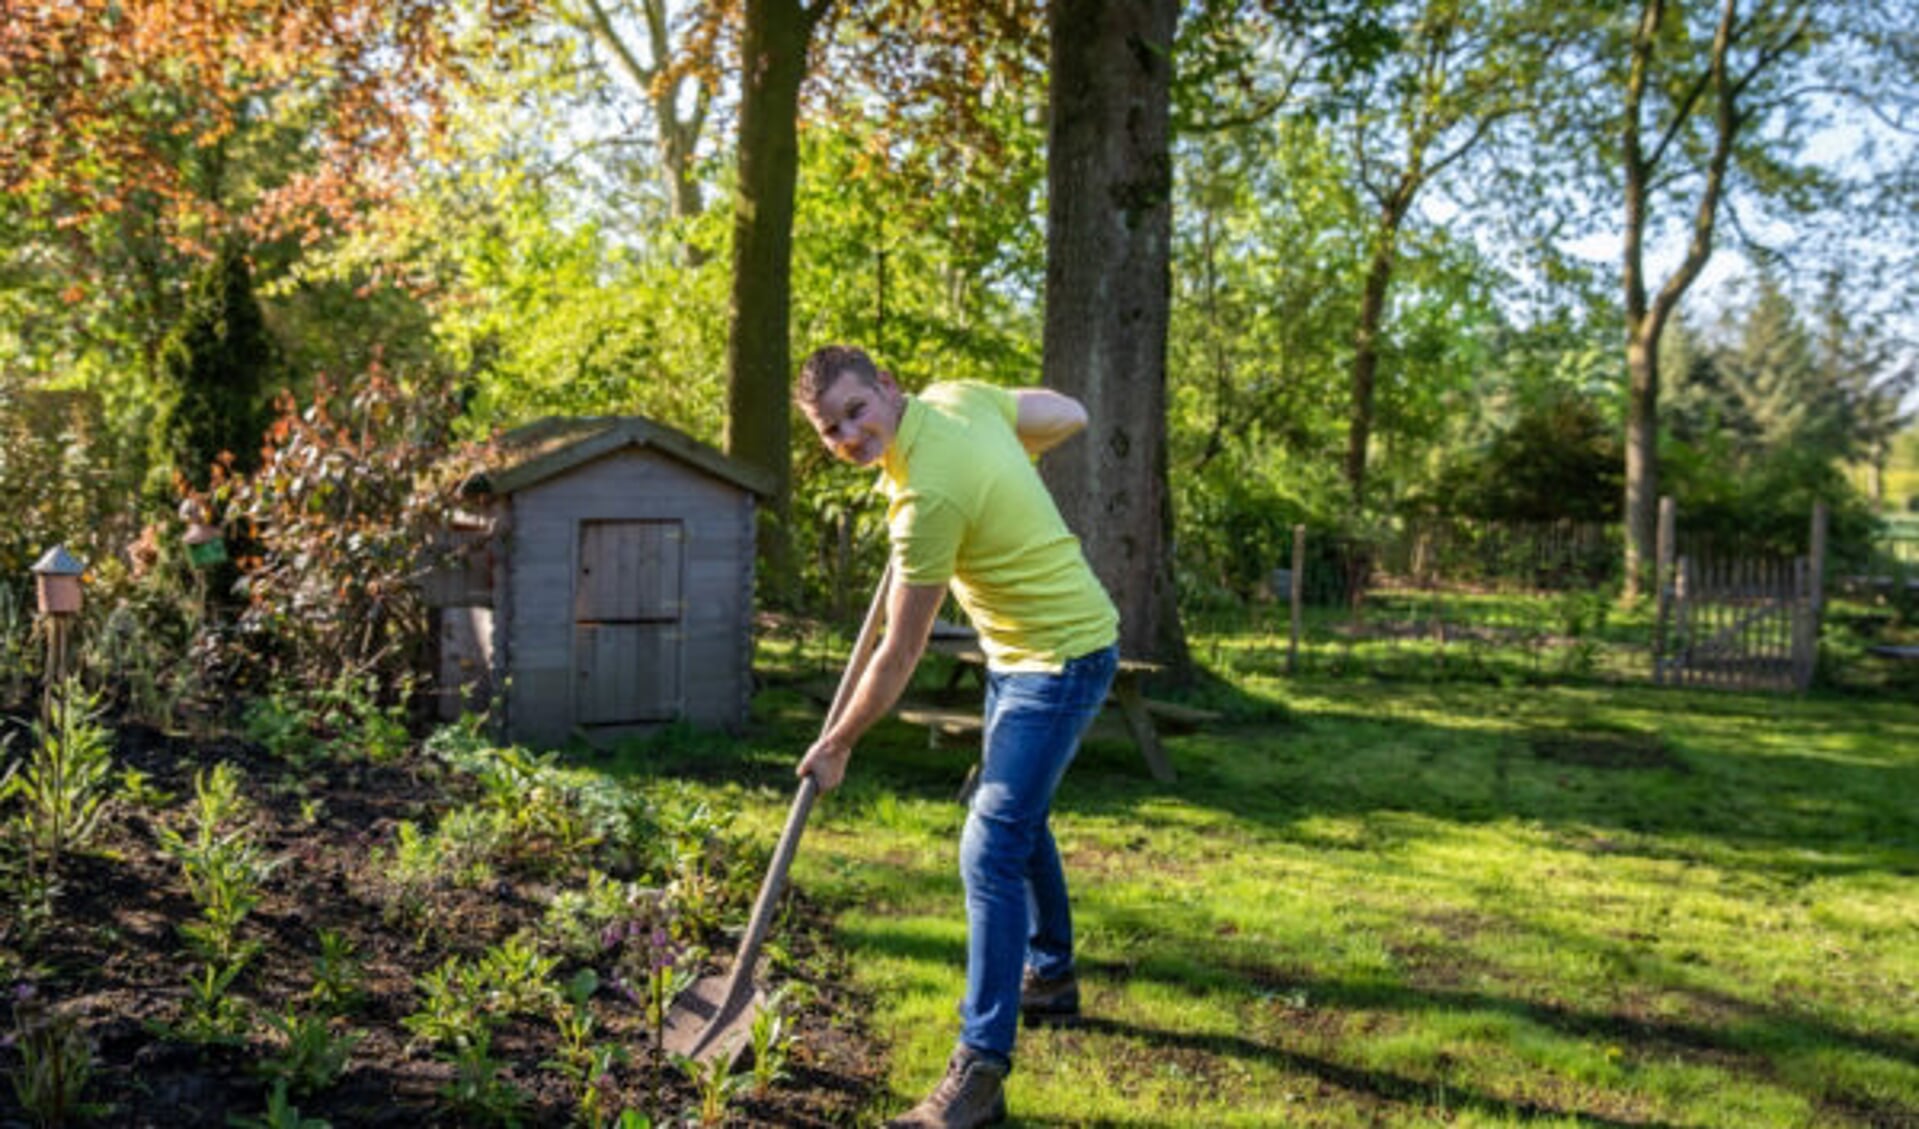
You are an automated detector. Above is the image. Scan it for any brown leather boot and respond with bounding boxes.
[1020,968,1080,1026]
[884,1046,1009,1128]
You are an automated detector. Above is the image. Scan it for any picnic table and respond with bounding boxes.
[896,626,1207,785]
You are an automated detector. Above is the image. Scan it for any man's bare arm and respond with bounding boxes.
[796,579,945,790]
[1013,388,1088,456]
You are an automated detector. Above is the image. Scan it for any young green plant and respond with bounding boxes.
[5,985,108,1125]
[228,1079,333,1129]
[308,929,366,1015]
[747,985,798,1097]
[9,677,114,884]
[257,1007,361,1097]
[672,1050,749,1128]
[172,959,250,1044]
[545,969,628,1129]
[156,763,275,967]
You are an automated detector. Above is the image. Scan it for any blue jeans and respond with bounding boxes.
[959,645,1117,1063]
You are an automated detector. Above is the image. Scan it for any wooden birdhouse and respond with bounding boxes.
[31,544,85,616]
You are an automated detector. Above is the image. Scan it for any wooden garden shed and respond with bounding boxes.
[428,416,772,747]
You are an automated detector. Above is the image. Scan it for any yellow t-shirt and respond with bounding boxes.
[879,381,1119,672]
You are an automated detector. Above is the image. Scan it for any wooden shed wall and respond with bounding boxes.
[503,447,755,747]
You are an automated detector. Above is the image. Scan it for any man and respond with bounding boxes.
[795,345,1119,1129]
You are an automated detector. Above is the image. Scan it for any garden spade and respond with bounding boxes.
[661,561,895,1067]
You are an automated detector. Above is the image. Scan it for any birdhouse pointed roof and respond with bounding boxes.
[464,416,774,499]
[31,545,85,576]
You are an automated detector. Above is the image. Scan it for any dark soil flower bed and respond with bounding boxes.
[0,713,882,1127]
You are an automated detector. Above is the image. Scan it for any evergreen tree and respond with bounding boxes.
[154,242,278,491]
[1661,312,1732,444]
[1711,275,1839,459]
[1814,270,1915,507]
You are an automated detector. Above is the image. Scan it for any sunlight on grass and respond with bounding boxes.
[622,627,1919,1126]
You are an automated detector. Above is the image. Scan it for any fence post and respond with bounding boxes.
[1288,524,1305,675]
[1654,496,1675,685]
[1792,557,1812,691]
[1790,502,1830,692]
[1809,499,1828,625]
[1673,555,1691,687]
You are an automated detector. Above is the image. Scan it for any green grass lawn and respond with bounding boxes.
[626,632,1919,1127]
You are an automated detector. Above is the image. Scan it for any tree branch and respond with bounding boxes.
[1730,4,1811,99]
[1647,65,1713,174]
[578,0,657,91]
[1651,0,1739,327]
[1759,79,1915,129]
[1423,108,1510,182]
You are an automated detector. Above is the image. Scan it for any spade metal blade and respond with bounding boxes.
[661,971,765,1067]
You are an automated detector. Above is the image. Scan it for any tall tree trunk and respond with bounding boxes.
[1346,205,1403,505]
[1042,0,1188,672]
[1622,320,1661,596]
[1618,0,1741,599]
[724,0,823,604]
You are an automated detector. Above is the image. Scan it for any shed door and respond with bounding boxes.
[574,520,684,725]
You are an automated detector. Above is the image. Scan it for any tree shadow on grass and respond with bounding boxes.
[840,922,1919,1128]
[1030,1016,1669,1129]
[708,678,1919,887]
[1072,902,1919,1077]
[1048,697,1919,883]
[626,664,1916,887]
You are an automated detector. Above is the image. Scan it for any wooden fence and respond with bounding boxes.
[1654,556,1815,691]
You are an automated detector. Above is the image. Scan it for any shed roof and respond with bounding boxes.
[465,416,774,498]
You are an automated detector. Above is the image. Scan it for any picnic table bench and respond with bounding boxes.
[897,631,1210,785]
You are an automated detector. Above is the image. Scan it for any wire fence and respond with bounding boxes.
[1228,519,1647,687]
[1214,506,1836,692]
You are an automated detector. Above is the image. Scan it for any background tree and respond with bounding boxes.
[1542,0,1919,596]
[1660,274,1891,563]
[1430,389,1624,524]
[1814,270,1915,508]
[0,0,513,531]
[561,0,723,259]
[153,243,278,493]
[1710,273,1838,456]
[1615,0,1746,597]
[1322,0,1551,505]
[722,0,1045,602]
[0,0,497,364]
[1042,0,1187,668]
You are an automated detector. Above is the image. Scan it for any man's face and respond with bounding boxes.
[803,370,904,467]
